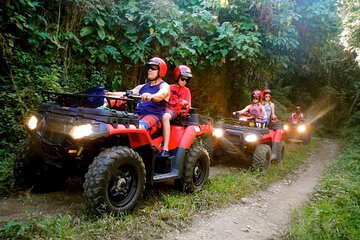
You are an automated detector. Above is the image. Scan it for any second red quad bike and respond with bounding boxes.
[212,112,285,172]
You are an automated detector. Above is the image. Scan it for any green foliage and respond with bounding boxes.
[288,119,360,240]
[0,0,359,197]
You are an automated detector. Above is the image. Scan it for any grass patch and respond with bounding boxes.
[287,135,360,239]
[0,140,320,239]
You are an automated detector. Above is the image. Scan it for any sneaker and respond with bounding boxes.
[158,150,169,157]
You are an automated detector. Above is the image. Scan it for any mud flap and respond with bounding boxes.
[271,142,280,161]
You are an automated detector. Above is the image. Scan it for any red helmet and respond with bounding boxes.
[146,57,167,78]
[262,88,271,95]
[251,89,262,101]
[172,65,193,83]
[262,88,271,100]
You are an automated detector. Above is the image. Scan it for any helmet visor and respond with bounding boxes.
[180,72,193,78]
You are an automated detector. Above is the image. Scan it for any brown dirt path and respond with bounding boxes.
[164,138,340,240]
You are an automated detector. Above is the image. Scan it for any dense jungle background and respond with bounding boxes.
[1,0,360,194]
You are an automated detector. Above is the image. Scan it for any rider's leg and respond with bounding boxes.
[162,112,172,151]
[138,114,162,135]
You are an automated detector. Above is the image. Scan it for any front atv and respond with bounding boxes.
[212,114,285,172]
[16,89,213,214]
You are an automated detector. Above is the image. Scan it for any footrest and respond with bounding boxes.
[153,169,179,182]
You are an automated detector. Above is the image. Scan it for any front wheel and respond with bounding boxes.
[274,141,286,164]
[251,144,271,172]
[83,146,146,214]
[14,138,65,192]
[303,134,311,145]
[176,145,210,193]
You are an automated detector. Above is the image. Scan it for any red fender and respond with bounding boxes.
[106,124,153,149]
[178,126,201,149]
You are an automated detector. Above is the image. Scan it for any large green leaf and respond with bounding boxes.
[97,27,106,40]
[80,27,93,37]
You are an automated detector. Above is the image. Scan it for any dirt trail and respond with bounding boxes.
[164,139,340,240]
[0,138,339,237]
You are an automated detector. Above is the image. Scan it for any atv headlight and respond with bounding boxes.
[26,115,38,130]
[244,134,258,143]
[69,124,93,139]
[239,117,248,121]
[213,128,225,138]
[283,124,289,131]
[297,125,306,133]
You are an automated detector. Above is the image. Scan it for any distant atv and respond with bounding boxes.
[283,117,311,144]
[15,87,213,214]
[212,113,285,172]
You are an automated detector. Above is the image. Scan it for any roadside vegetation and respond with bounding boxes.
[1,0,359,239]
[287,114,360,240]
[0,140,319,239]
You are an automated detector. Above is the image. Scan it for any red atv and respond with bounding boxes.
[283,117,311,144]
[15,87,213,214]
[212,112,285,172]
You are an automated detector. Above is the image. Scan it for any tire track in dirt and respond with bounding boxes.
[164,138,340,240]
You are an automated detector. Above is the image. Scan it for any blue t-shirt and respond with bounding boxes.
[136,81,167,118]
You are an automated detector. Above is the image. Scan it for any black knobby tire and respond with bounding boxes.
[251,144,271,172]
[201,135,215,165]
[14,138,64,192]
[303,134,311,145]
[176,145,210,193]
[14,138,41,190]
[83,146,146,214]
[219,138,246,160]
[274,140,286,164]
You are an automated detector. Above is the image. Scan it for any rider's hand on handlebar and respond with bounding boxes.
[141,92,153,101]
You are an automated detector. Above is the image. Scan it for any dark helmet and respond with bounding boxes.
[251,89,262,101]
[172,65,193,83]
[146,57,167,78]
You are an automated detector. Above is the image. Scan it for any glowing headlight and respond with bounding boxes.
[244,134,258,143]
[297,125,306,133]
[283,124,289,131]
[213,128,225,138]
[69,124,93,139]
[239,117,248,121]
[26,116,38,130]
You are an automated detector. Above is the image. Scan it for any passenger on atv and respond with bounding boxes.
[261,88,278,128]
[160,65,193,157]
[107,57,170,135]
[232,89,268,128]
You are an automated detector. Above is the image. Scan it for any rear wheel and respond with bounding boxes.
[251,144,271,172]
[84,146,146,214]
[176,145,210,193]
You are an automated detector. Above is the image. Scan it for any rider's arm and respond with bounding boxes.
[237,105,250,115]
[261,105,268,119]
[131,84,145,95]
[106,84,145,97]
[151,83,170,102]
[181,88,191,106]
[106,91,125,97]
[271,102,276,118]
